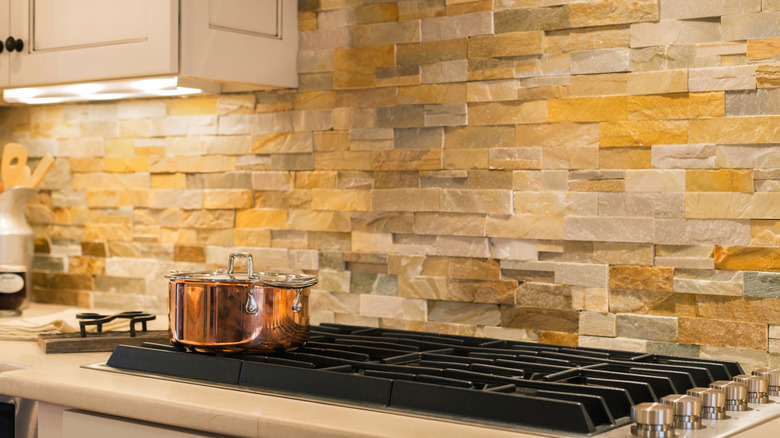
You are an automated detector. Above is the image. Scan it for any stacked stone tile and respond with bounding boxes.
[5,0,780,368]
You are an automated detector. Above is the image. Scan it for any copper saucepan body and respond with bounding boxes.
[165,252,317,353]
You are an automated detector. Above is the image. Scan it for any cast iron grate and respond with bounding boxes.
[103,323,744,435]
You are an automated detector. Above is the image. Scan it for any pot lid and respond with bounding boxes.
[164,252,317,289]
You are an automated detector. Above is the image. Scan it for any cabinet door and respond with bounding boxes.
[8,0,177,87]
[0,0,9,86]
[180,0,298,89]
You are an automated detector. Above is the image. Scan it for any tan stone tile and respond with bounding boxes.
[542,144,598,170]
[600,120,687,147]
[311,189,371,211]
[414,212,485,236]
[548,96,627,122]
[375,65,421,88]
[486,214,564,239]
[756,63,780,89]
[609,290,696,318]
[747,37,780,60]
[514,191,597,215]
[355,3,399,24]
[628,92,724,120]
[599,147,651,169]
[398,0,446,20]
[545,25,630,54]
[500,306,579,332]
[373,188,441,211]
[447,0,493,16]
[234,209,288,229]
[692,116,780,144]
[468,31,544,58]
[397,38,468,66]
[516,122,598,147]
[166,97,217,116]
[398,83,466,104]
[609,265,674,292]
[569,0,658,27]
[333,68,376,89]
[421,11,492,41]
[315,151,373,170]
[293,91,336,111]
[570,73,628,96]
[205,190,254,209]
[714,246,780,271]
[565,216,654,243]
[441,189,511,214]
[443,149,492,169]
[686,169,754,192]
[468,100,547,125]
[373,149,442,171]
[679,318,766,350]
[354,21,421,47]
[334,45,396,70]
[624,169,684,192]
[397,275,450,300]
[445,125,515,149]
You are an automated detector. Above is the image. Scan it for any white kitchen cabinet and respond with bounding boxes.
[0,0,297,90]
[40,403,220,438]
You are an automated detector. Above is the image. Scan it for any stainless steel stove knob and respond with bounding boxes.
[631,402,674,438]
[688,387,726,420]
[763,369,780,396]
[736,375,770,403]
[710,380,748,411]
[660,394,702,430]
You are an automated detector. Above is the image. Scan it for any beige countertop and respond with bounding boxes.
[0,304,555,438]
[4,304,780,438]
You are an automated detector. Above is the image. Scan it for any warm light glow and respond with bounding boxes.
[3,87,42,101]
[131,77,178,91]
[65,83,104,96]
[2,77,207,104]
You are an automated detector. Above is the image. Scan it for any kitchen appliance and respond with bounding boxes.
[0,186,36,317]
[84,323,780,437]
[165,252,318,353]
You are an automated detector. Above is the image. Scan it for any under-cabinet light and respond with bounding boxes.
[3,76,206,104]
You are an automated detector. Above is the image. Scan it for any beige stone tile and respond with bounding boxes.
[548,96,627,122]
[468,100,547,125]
[569,0,658,27]
[600,120,688,147]
[468,31,544,57]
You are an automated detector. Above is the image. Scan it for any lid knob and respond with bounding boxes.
[687,387,726,420]
[660,394,702,429]
[710,380,748,411]
[631,402,674,438]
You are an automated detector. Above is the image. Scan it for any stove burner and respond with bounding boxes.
[76,311,156,337]
[95,323,747,435]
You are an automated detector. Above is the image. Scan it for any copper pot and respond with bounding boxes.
[165,252,317,354]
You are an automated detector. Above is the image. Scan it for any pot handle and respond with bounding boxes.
[292,288,303,313]
[228,252,254,279]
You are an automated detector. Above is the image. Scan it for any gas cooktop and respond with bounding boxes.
[84,323,780,437]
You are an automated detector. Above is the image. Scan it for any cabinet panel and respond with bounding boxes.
[32,0,149,51]
[62,409,219,438]
[8,0,177,87]
[208,0,279,38]
[180,0,297,88]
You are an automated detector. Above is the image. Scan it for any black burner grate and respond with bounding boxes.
[103,323,744,435]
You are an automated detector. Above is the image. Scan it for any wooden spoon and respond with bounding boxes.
[1,143,30,189]
[28,153,54,188]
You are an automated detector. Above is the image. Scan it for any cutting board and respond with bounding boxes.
[38,330,170,354]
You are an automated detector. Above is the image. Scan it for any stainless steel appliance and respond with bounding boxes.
[85,323,780,437]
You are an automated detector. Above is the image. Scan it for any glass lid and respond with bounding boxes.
[164,252,317,289]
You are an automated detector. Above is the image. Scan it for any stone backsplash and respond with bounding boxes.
[3,0,780,369]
